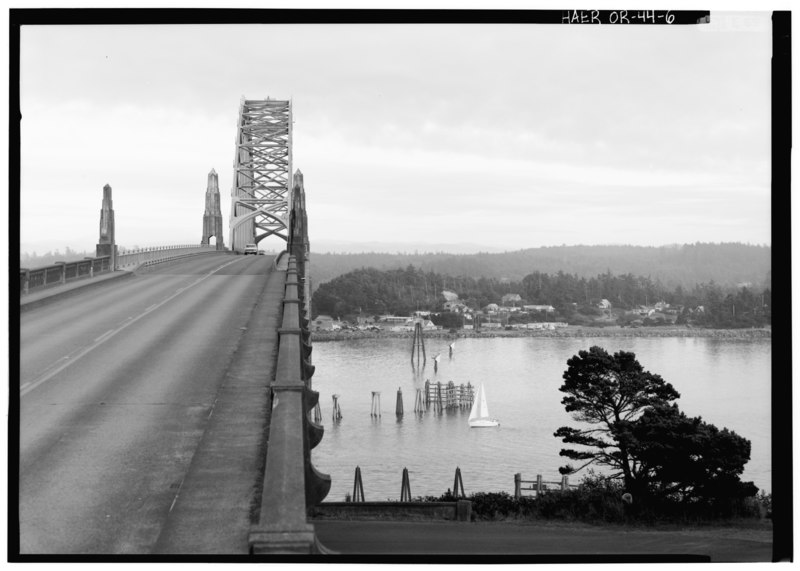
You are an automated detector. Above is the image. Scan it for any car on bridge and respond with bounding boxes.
[244,244,258,255]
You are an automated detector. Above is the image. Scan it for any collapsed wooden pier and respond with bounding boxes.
[423,380,474,412]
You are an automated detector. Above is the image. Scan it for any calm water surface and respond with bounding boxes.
[311,337,771,501]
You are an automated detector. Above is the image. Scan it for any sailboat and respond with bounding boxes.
[468,383,500,428]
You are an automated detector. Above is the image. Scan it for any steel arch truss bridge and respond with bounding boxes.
[230,99,293,252]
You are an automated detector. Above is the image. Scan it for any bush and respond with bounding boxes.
[416,473,770,525]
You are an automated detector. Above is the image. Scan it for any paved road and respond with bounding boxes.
[313,520,773,562]
[18,253,282,554]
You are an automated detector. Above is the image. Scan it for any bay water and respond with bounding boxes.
[311,336,771,502]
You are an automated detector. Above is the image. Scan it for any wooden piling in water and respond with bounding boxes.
[353,466,365,502]
[423,379,430,407]
[395,387,404,417]
[414,388,424,414]
[332,394,342,421]
[411,322,426,366]
[400,467,411,501]
[453,467,465,499]
[371,391,381,417]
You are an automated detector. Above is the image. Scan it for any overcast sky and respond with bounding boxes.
[18,11,773,254]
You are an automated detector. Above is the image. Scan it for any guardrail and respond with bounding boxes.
[20,244,222,296]
[249,171,331,554]
[514,473,580,499]
[20,256,112,295]
[116,244,219,269]
[248,255,331,554]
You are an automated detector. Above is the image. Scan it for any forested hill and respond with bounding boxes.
[309,243,770,291]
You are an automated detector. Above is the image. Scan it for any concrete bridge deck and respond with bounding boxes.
[18,253,287,554]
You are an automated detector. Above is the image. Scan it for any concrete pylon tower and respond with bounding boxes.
[96,183,117,266]
[201,168,225,250]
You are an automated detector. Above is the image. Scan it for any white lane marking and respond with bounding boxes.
[94,330,115,342]
[20,257,244,398]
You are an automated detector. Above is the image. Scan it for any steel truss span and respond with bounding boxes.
[230,98,293,252]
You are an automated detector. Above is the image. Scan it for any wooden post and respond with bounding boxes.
[332,394,342,422]
[353,466,365,502]
[436,382,443,414]
[561,475,569,491]
[414,388,424,414]
[400,467,411,501]
[424,379,430,407]
[453,467,465,499]
[371,391,381,417]
[514,473,521,500]
[395,387,404,417]
[536,474,543,496]
[411,322,426,366]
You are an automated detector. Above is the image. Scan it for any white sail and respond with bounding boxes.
[469,384,499,427]
[468,387,481,421]
[478,384,490,418]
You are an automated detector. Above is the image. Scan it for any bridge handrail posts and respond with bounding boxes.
[20,269,29,295]
[114,244,217,270]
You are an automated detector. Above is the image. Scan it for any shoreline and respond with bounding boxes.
[311,325,772,342]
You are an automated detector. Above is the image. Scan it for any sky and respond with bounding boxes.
[17,9,775,255]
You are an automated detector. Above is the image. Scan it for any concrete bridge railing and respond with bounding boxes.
[249,171,331,554]
[116,244,219,270]
[20,256,112,295]
[19,244,221,296]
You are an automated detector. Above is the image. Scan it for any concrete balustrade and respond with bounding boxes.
[20,245,219,296]
[20,256,111,295]
[249,253,331,554]
[116,244,218,270]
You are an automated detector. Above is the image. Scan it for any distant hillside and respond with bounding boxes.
[309,243,770,292]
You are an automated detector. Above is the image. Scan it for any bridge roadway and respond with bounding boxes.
[19,253,285,554]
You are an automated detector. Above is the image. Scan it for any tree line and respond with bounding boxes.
[312,265,771,329]
[310,242,771,292]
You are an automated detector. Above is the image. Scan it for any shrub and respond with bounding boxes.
[416,473,769,524]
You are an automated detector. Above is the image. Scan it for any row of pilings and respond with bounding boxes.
[360,381,474,418]
[314,381,475,421]
[349,466,467,502]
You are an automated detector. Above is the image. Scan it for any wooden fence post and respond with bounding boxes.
[514,473,521,500]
